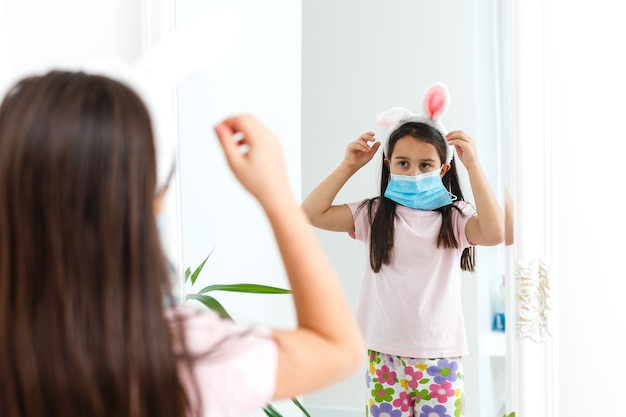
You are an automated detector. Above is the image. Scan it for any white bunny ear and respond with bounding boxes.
[84,8,247,192]
[376,106,416,127]
[136,8,246,86]
[422,82,449,120]
[375,83,453,162]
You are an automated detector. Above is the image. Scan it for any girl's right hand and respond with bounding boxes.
[214,114,290,206]
[344,132,380,170]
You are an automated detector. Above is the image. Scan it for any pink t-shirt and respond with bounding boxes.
[167,306,277,417]
[347,200,476,358]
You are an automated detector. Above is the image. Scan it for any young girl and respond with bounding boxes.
[0,71,363,417]
[301,83,504,416]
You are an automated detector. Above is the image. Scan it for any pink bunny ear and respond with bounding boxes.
[376,107,416,127]
[423,82,449,120]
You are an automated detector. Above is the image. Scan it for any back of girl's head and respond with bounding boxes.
[0,71,188,417]
[0,70,162,302]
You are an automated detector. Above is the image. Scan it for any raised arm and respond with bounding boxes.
[301,132,380,232]
[446,130,505,246]
[214,115,364,400]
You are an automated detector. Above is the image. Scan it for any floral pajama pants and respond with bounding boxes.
[366,350,465,417]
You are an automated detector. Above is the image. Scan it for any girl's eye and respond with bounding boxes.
[399,161,408,167]
[420,163,431,169]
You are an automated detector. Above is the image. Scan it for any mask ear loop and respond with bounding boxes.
[440,165,458,202]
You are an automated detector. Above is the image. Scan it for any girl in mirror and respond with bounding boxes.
[0,71,363,417]
[301,84,504,417]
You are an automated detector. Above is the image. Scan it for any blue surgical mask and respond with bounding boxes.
[383,168,454,210]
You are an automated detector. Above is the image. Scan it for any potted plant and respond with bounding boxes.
[184,251,310,417]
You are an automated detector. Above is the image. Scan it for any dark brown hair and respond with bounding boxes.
[0,71,190,417]
[364,122,475,273]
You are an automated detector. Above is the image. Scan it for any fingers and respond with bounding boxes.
[214,114,275,162]
[446,130,478,166]
[219,114,268,140]
[446,130,476,149]
[214,114,290,203]
[215,114,266,152]
[214,119,240,170]
[446,130,472,143]
[351,132,378,152]
[214,114,265,178]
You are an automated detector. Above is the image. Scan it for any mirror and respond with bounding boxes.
[300,1,513,416]
[173,0,514,416]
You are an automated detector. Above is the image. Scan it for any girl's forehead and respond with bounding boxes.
[391,136,440,158]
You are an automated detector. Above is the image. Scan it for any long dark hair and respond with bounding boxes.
[0,71,190,417]
[364,122,475,273]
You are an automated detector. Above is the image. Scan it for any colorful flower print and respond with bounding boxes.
[370,402,402,417]
[427,359,459,384]
[371,383,395,403]
[403,366,425,389]
[392,391,414,412]
[419,404,451,417]
[405,357,429,371]
[370,360,377,376]
[376,365,397,385]
[454,394,465,417]
[369,350,382,364]
[413,388,432,404]
[429,381,455,403]
[366,352,464,417]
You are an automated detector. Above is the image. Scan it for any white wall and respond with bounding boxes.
[3,1,142,78]
[302,1,508,416]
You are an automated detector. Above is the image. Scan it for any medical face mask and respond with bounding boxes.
[383,168,454,210]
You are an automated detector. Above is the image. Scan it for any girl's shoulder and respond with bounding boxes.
[166,305,274,355]
[452,200,477,216]
[346,198,378,217]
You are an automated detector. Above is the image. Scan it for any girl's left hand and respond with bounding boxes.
[446,130,479,168]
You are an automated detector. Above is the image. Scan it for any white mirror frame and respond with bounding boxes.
[509,0,559,415]
[144,1,563,415]
[140,0,185,300]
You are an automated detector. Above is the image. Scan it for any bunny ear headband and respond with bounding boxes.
[85,8,246,192]
[0,8,246,193]
[376,82,454,164]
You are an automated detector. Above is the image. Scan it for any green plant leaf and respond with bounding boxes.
[184,251,310,417]
[291,398,311,417]
[185,294,232,320]
[262,404,282,417]
[196,283,291,295]
[188,249,215,285]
